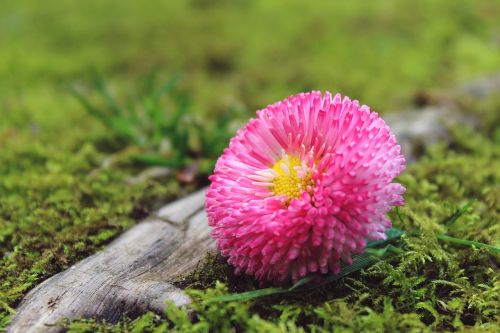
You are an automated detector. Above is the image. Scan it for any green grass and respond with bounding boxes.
[70,72,241,174]
[1,0,500,331]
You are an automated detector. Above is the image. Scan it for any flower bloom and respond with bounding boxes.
[206,91,405,282]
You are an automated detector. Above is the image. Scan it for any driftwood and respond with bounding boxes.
[8,189,213,333]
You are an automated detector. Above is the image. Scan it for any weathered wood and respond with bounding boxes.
[385,73,500,162]
[384,106,476,162]
[157,189,207,225]
[8,189,213,333]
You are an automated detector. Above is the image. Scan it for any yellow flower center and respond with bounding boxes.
[271,155,313,199]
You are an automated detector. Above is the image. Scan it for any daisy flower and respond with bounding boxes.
[206,91,405,282]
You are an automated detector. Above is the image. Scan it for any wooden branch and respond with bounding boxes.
[8,189,213,333]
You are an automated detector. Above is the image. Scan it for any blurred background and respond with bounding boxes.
[2,1,500,106]
[0,0,499,328]
[1,0,499,173]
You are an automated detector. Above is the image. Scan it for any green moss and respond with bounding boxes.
[0,137,188,328]
[64,283,430,332]
[1,0,500,331]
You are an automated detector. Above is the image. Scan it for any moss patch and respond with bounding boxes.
[2,0,500,331]
[0,136,189,327]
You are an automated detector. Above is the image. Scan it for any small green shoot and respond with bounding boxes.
[71,72,242,175]
[443,199,476,226]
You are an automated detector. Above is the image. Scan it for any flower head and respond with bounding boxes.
[206,91,405,282]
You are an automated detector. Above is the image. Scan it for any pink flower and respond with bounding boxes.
[206,91,405,282]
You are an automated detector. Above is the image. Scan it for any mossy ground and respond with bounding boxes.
[65,113,500,332]
[1,0,499,331]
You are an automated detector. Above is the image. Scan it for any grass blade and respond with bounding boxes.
[437,235,500,254]
[206,287,285,303]
[71,87,111,126]
[395,206,405,225]
[152,75,180,103]
[92,73,124,117]
[289,275,315,291]
[324,244,402,284]
[444,199,475,226]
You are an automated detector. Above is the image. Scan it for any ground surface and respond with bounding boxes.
[1,0,499,332]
